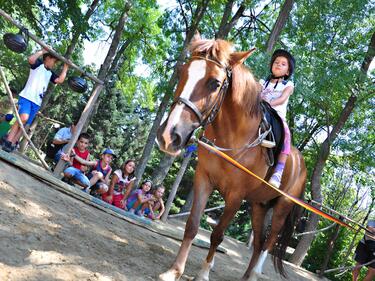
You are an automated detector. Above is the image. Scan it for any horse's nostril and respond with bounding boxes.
[171,131,183,148]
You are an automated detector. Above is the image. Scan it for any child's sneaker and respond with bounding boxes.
[62,177,74,186]
[269,171,282,188]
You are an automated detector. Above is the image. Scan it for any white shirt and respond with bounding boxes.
[113,169,132,196]
[19,59,57,106]
[260,79,294,119]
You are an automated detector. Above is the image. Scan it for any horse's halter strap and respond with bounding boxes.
[173,56,231,128]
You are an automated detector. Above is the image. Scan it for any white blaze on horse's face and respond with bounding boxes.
[161,60,207,152]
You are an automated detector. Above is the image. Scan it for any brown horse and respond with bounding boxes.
[157,34,306,281]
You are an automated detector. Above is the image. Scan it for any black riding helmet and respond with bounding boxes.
[270,49,295,79]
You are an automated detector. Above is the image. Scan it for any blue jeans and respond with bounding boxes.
[63,167,90,188]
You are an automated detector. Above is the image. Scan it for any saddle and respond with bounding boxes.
[259,101,284,167]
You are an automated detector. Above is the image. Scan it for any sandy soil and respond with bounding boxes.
[0,159,328,281]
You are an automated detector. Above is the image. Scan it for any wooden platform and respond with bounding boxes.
[0,150,226,253]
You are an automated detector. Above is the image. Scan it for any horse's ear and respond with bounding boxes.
[191,31,201,43]
[230,48,256,66]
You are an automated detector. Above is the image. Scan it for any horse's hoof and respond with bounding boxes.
[159,269,182,281]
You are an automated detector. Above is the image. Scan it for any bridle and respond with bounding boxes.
[172,56,232,128]
[172,56,272,152]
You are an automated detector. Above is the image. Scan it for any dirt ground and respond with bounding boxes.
[0,159,328,281]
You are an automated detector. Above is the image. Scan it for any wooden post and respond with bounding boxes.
[53,84,104,177]
[161,150,193,222]
[0,8,103,85]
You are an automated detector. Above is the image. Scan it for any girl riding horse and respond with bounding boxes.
[157,34,306,281]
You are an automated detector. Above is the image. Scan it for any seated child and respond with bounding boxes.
[86,148,115,197]
[61,133,96,189]
[126,180,153,215]
[102,159,136,208]
[141,185,166,220]
[0,113,14,140]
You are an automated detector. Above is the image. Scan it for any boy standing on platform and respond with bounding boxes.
[2,48,69,152]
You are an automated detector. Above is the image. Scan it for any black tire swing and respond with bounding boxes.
[68,75,88,93]
[3,28,88,93]
[3,27,28,53]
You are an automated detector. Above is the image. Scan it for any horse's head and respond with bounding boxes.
[157,33,256,156]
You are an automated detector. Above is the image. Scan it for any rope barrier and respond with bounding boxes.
[168,204,225,218]
[321,258,375,276]
[294,222,336,237]
[0,66,51,170]
[36,112,65,126]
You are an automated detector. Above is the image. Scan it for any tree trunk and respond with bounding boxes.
[266,0,294,52]
[19,0,101,153]
[215,1,246,39]
[179,187,194,218]
[318,224,341,277]
[54,4,131,176]
[147,0,243,187]
[133,0,210,187]
[151,154,176,186]
[161,151,193,221]
[290,31,375,266]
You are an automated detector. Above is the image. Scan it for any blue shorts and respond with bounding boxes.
[63,167,90,188]
[18,97,40,125]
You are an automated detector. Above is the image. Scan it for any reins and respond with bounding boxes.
[196,137,375,239]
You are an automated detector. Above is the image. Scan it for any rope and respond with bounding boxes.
[294,222,336,237]
[168,204,225,218]
[0,66,51,171]
[37,112,65,126]
[321,258,375,276]
[197,138,375,239]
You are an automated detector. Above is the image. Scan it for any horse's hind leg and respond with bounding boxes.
[242,203,268,281]
[159,170,212,281]
[195,197,242,281]
[245,199,295,281]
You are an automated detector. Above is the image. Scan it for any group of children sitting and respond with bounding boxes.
[60,132,165,220]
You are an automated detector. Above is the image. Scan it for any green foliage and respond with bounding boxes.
[0,1,374,278]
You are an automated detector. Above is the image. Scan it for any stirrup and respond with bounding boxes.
[261,139,276,148]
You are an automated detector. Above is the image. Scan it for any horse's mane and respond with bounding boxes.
[189,39,261,116]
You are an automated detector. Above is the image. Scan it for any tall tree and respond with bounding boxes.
[290,31,375,266]
[133,0,210,186]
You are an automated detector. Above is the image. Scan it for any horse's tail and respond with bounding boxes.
[272,193,304,277]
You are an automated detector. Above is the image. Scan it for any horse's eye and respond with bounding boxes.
[207,79,221,91]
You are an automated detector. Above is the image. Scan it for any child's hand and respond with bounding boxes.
[61,153,70,162]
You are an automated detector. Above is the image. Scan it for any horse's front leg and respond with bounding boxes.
[159,169,212,281]
[194,196,243,281]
